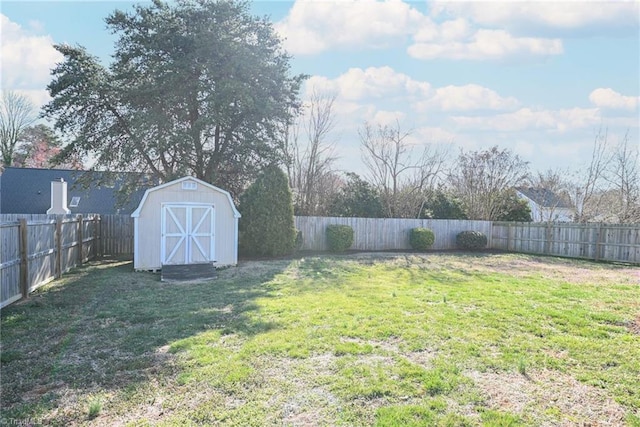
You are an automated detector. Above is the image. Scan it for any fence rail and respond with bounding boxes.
[2,214,638,308]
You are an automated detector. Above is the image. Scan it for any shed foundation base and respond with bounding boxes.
[161,263,217,282]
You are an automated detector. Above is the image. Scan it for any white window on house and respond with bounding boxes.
[182,181,197,190]
[70,196,81,207]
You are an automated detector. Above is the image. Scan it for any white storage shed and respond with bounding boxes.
[131,176,240,271]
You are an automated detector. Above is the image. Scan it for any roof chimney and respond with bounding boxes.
[47,178,71,215]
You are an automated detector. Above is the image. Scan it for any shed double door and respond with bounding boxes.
[161,204,215,265]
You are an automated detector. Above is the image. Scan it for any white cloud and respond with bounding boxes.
[277,0,637,63]
[306,67,431,102]
[370,110,406,126]
[451,107,602,132]
[277,0,563,61]
[14,89,52,110]
[430,1,639,34]
[276,0,426,55]
[1,14,62,94]
[409,28,563,60]
[589,88,639,110]
[414,126,458,144]
[415,84,519,112]
[308,67,519,114]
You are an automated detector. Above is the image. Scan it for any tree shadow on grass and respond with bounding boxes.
[0,257,291,422]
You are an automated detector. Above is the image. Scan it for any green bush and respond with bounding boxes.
[456,230,488,250]
[409,228,435,251]
[238,165,296,257]
[326,225,354,252]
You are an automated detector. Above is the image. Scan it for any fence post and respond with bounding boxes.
[55,217,62,278]
[90,215,96,260]
[77,214,83,266]
[18,219,29,300]
[95,215,102,259]
[594,223,604,261]
[544,223,552,255]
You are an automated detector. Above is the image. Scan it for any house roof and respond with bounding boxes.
[0,167,153,215]
[516,187,574,209]
[131,176,241,218]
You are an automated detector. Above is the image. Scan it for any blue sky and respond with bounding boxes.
[2,0,639,177]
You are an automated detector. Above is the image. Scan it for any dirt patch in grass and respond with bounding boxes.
[218,259,293,280]
[355,251,639,285]
[405,349,438,369]
[258,354,342,426]
[448,254,639,285]
[469,369,628,426]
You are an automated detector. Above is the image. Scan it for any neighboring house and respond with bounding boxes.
[516,187,575,222]
[0,167,154,215]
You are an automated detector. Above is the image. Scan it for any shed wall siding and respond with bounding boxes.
[134,181,237,270]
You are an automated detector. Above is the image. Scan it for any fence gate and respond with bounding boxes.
[161,204,215,265]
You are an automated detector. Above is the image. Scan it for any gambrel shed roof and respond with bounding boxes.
[131,176,241,218]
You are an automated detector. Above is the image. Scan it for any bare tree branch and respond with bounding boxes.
[571,128,614,222]
[604,131,640,222]
[0,91,37,166]
[360,120,447,218]
[285,89,339,215]
[449,146,529,220]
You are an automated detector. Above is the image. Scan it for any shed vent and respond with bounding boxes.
[182,181,197,190]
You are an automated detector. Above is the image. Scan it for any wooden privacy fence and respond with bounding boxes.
[295,216,493,251]
[1,215,100,308]
[492,222,640,264]
[295,216,640,264]
[2,214,638,308]
[101,214,134,255]
[0,214,136,307]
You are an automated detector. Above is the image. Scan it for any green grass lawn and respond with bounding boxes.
[1,253,638,426]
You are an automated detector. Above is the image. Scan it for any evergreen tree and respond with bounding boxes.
[239,165,296,257]
[328,173,384,218]
[496,190,532,222]
[44,0,304,196]
[420,190,467,219]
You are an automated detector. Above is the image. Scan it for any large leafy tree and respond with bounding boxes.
[43,0,304,196]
